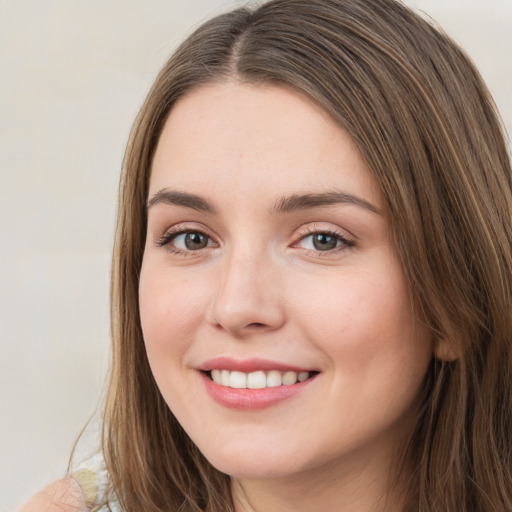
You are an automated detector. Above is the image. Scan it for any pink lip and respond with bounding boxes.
[198,358,318,410]
[201,374,315,410]
[198,356,313,373]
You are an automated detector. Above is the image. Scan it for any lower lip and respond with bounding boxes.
[201,372,316,410]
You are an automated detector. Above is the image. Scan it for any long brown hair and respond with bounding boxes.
[103,1,512,510]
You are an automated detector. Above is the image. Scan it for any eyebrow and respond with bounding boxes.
[271,191,382,215]
[147,189,217,213]
[147,188,381,215]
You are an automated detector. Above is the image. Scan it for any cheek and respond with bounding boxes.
[293,264,432,378]
[294,265,408,333]
[138,260,209,361]
[295,267,432,437]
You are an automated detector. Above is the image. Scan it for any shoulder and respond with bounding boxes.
[19,451,122,512]
[18,477,88,512]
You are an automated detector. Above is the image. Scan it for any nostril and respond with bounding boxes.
[247,322,266,329]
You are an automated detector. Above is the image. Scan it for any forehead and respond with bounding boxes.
[150,81,383,209]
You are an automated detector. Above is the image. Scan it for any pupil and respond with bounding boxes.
[313,234,337,251]
[185,233,207,250]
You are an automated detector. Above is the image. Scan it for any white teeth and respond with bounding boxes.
[221,369,230,386]
[266,370,282,388]
[282,371,298,385]
[298,371,309,382]
[209,369,313,388]
[247,371,267,389]
[229,371,247,388]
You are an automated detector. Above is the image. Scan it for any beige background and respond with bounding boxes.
[0,1,510,510]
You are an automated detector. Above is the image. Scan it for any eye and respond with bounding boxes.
[173,232,211,250]
[296,229,354,253]
[156,229,216,253]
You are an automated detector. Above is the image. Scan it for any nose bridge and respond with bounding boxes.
[210,240,284,335]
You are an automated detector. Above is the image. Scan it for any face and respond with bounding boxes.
[139,82,433,482]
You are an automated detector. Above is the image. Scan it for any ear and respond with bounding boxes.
[434,338,459,362]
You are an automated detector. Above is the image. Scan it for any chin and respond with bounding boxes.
[211,460,296,480]
[195,443,298,480]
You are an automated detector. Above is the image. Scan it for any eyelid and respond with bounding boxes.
[153,221,355,256]
[295,223,353,240]
[292,223,355,253]
[155,223,218,253]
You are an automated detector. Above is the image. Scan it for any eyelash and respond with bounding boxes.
[155,225,217,256]
[155,224,354,256]
[294,225,355,255]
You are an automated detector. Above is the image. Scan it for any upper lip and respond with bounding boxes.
[197,356,316,373]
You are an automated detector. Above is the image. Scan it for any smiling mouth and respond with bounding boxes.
[206,369,318,389]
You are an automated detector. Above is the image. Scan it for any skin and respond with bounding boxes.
[18,478,87,512]
[140,82,434,512]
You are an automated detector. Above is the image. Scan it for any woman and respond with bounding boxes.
[20,0,512,511]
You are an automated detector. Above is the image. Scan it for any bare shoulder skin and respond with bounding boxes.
[18,477,88,512]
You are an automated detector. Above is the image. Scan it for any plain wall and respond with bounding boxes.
[0,1,510,510]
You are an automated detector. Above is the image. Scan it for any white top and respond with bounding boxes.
[72,452,121,512]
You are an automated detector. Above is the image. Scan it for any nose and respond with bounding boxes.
[207,248,286,337]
